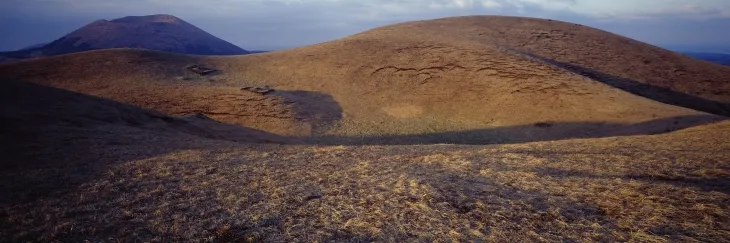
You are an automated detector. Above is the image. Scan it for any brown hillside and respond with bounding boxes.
[0,50,332,136]
[216,15,730,114]
[408,16,730,113]
[1,16,728,144]
[0,16,729,241]
[1,81,728,241]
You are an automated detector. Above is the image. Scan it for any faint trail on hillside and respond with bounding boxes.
[499,46,730,117]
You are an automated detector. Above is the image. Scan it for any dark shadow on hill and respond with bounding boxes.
[274,90,343,136]
[300,115,725,145]
[0,37,95,62]
[399,157,626,241]
[0,79,724,206]
[513,51,730,117]
[0,79,287,205]
[535,167,730,195]
[400,148,726,241]
[1,81,726,241]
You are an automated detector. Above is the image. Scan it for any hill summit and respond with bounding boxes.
[2,16,728,144]
[0,14,248,62]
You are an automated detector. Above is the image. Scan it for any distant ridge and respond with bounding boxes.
[17,43,48,51]
[0,14,248,62]
[683,52,730,66]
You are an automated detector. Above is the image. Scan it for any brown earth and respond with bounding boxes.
[0,15,729,241]
[1,16,729,144]
[0,79,288,163]
[0,78,728,242]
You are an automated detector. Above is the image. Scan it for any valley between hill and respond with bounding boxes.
[1,80,728,241]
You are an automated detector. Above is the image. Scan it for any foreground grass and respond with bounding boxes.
[1,123,729,242]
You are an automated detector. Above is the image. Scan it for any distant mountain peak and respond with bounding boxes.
[0,14,248,62]
[111,14,185,24]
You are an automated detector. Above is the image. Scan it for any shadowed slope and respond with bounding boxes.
[0,79,287,170]
[1,115,728,241]
[301,115,723,145]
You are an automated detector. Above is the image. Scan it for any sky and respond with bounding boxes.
[1,0,729,51]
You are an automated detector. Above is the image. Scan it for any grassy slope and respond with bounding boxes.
[2,16,730,143]
[0,77,728,242]
[206,23,724,136]
[1,109,728,241]
[432,16,730,105]
[1,16,729,241]
[0,49,315,135]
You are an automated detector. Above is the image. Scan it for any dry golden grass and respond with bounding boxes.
[1,80,729,242]
[1,16,728,143]
[1,116,728,241]
[1,15,730,242]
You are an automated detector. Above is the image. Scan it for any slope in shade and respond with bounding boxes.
[0,14,248,62]
[0,79,286,169]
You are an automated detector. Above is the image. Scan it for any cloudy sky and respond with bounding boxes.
[1,0,729,51]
